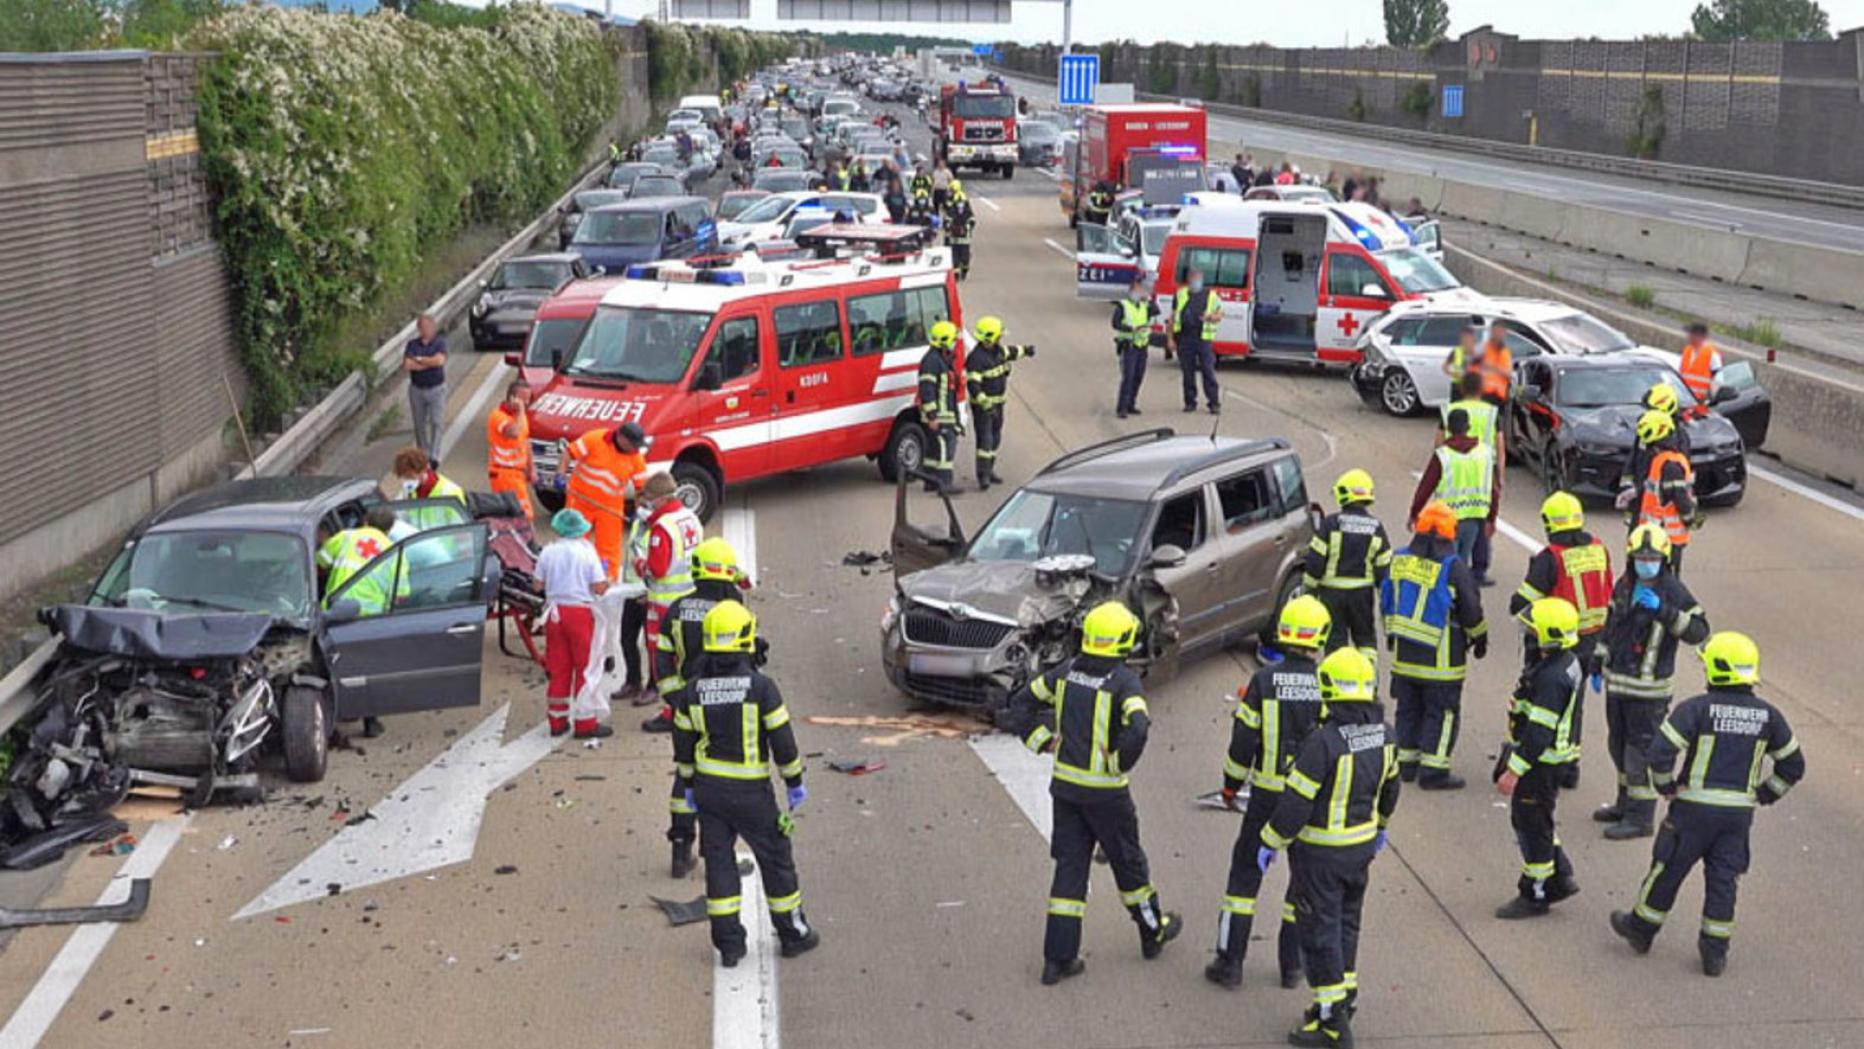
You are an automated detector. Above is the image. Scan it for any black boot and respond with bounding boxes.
[1140,910,1183,959]
[1545,877,1581,905]
[1398,763,1419,783]
[718,944,746,968]
[779,927,821,958]
[1288,1006,1353,1048]
[1495,895,1551,920]
[1609,910,1655,955]
[1593,788,1627,823]
[1041,957,1085,985]
[1204,954,1242,990]
[1416,770,1466,791]
[670,839,695,879]
[1698,935,1728,977]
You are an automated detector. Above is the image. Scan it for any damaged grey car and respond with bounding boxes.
[1,477,497,852]
[882,430,1316,716]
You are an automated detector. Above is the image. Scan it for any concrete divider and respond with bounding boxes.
[1738,237,1864,311]
[1438,180,1508,227]
[1373,169,1447,213]
[1559,205,1752,283]
[1495,190,1569,243]
[1446,244,1864,489]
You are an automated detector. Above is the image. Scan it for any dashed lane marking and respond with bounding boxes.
[1042,238,1074,260]
[973,195,1002,212]
[0,816,193,1049]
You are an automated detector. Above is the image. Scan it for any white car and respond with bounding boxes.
[1349,297,1670,417]
[717,190,886,248]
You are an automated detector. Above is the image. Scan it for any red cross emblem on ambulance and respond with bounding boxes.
[1337,313,1360,337]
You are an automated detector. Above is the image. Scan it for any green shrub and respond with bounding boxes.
[192,5,620,428]
[1627,85,1666,159]
[1733,317,1782,349]
[1625,284,1657,308]
[1399,81,1432,121]
[1348,86,1368,122]
[1240,74,1262,108]
[1197,49,1220,101]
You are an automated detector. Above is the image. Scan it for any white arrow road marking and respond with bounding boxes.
[713,851,780,1049]
[234,704,561,919]
[0,816,192,1049]
[968,733,1054,842]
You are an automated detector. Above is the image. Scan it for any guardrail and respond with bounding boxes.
[994,65,1864,211]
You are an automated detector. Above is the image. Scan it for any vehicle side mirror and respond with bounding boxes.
[694,361,724,392]
[325,598,362,624]
[478,279,489,289]
[1149,544,1187,569]
[1711,385,1738,405]
[503,352,522,369]
[551,348,565,372]
[1360,283,1390,299]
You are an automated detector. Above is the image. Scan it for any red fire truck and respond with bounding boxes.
[1059,103,1208,225]
[936,80,1020,179]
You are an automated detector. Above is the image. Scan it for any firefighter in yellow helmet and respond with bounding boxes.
[1259,647,1400,1048]
[1304,469,1393,660]
[1630,409,1699,576]
[964,315,1035,491]
[656,537,754,878]
[1610,632,1805,977]
[1592,524,1709,840]
[1510,490,1614,789]
[669,600,817,966]
[1207,595,1332,991]
[1493,598,1584,920]
[1002,601,1181,986]
[915,320,962,494]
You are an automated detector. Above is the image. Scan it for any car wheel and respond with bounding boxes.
[1002,163,1014,181]
[672,460,723,523]
[879,419,928,483]
[283,685,329,784]
[1380,370,1420,417]
[1258,572,1304,648]
[1539,439,1565,494]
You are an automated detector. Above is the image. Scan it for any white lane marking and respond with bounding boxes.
[1669,210,1743,230]
[1036,167,1061,182]
[968,733,1054,842]
[234,704,561,919]
[723,504,760,582]
[0,816,193,1049]
[1042,238,1075,260]
[439,357,512,461]
[1749,463,1864,523]
[1217,386,1340,469]
[1407,468,1537,553]
[713,850,780,1049]
[973,195,1001,212]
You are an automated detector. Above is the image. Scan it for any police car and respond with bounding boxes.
[1072,203,1183,300]
[526,247,966,521]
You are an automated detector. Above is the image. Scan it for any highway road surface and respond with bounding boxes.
[3,99,1863,1049]
[997,69,1864,255]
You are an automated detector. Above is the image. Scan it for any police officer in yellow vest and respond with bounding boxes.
[1112,277,1160,419]
[1170,268,1222,415]
[1410,407,1500,587]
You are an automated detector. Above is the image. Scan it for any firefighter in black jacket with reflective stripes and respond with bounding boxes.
[1206,595,1332,991]
[1304,469,1393,661]
[670,601,818,967]
[1493,598,1584,920]
[1610,631,1805,977]
[656,537,751,879]
[963,315,1033,491]
[915,320,961,494]
[1002,601,1182,986]
[1258,647,1400,1049]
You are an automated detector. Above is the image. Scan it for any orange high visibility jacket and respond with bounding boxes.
[1476,342,1513,401]
[1678,342,1721,402]
[1639,449,1694,547]
[565,429,646,517]
[487,405,530,473]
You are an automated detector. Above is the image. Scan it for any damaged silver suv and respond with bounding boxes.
[882,429,1315,715]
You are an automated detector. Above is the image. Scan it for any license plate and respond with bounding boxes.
[908,652,974,678]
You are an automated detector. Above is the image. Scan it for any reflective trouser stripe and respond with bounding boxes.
[1421,709,1457,768]
[708,896,743,917]
[669,795,696,814]
[1701,918,1734,939]
[1314,982,1349,1005]
[1343,970,1358,991]
[1047,897,1086,918]
[1634,862,1668,926]
[1522,860,1556,880]
[1221,895,1255,916]
[768,891,803,915]
[1120,884,1157,908]
[1282,900,1297,924]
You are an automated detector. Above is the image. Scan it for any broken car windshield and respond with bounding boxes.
[967,490,1148,578]
[91,530,312,619]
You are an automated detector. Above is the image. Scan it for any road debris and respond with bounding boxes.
[649,895,709,926]
[805,713,990,746]
[828,758,887,775]
[88,833,137,857]
[0,816,127,871]
[217,834,238,851]
[1193,789,1248,812]
[0,877,151,930]
[841,550,894,575]
[494,865,519,875]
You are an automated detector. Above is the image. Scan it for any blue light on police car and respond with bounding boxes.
[624,264,654,279]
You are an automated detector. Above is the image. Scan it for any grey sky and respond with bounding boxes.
[610,0,1864,47]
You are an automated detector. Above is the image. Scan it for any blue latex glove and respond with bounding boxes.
[1373,830,1389,856]
[1256,846,1278,873]
[787,784,808,812]
[684,788,696,814]
[1633,586,1661,611]
[1589,672,1604,694]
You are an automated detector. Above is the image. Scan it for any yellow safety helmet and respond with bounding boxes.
[1627,522,1672,562]
[950,178,965,196]
[1644,382,1681,416]
[974,316,1004,343]
[1539,491,1584,534]
[1080,601,1141,658]
[1316,647,1377,704]
[1701,631,1760,687]
[1529,597,1581,650]
[1333,468,1375,507]
[929,320,959,350]
[1276,594,1333,650]
[692,537,742,584]
[1635,409,1676,446]
[702,600,757,654]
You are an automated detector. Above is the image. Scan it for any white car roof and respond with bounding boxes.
[1379,296,1583,325]
[1173,200,1421,252]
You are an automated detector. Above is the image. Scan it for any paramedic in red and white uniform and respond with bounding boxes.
[534,508,611,738]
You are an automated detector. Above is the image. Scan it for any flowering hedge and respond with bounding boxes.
[192,5,620,427]
[647,21,794,101]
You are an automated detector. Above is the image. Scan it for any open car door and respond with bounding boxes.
[1074,223,1141,301]
[322,522,494,719]
[890,469,966,577]
[1409,219,1443,262]
[1708,360,1771,450]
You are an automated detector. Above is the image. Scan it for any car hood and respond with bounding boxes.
[1563,405,1740,448]
[481,288,551,312]
[44,605,275,660]
[898,561,1084,628]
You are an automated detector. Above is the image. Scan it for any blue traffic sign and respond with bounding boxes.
[1442,84,1464,118]
[972,43,993,56]
[1059,53,1099,106]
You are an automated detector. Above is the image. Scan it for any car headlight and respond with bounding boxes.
[880,595,900,635]
[472,298,489,318]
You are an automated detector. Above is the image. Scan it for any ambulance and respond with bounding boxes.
[525,247,966,521]
[1144,200,1483,367]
